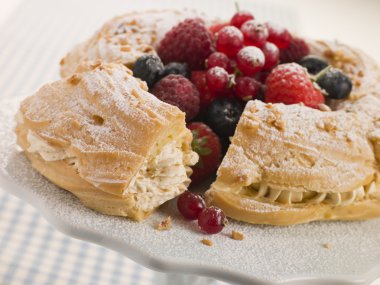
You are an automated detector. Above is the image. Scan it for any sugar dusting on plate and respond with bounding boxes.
[1,97,380,284]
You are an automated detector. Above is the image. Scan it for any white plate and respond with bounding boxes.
[2,97,380,285]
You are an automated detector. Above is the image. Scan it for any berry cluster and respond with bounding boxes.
[177,191,227,234]
[131,9,353,194]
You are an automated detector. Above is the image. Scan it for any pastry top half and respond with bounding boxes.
[16,62,198,219]
[59,10,205,78]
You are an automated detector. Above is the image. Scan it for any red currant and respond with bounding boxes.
[240,20,268,47]
[236,46,265,76]
[206,67,229,92]
[234,76,261,101]
[191,71,218,111]
[207,52,230,70]
[198,206,227,234]
[261,42,280,70]
[266,22,292,49]
[177,191,206,220]
[216,26,244,57]
[209,22,229,38]
[230,11,254,28]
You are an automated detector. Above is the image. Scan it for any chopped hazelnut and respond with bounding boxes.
[201,239,213,246]
[156,216,172,231]
[231,230,244,241]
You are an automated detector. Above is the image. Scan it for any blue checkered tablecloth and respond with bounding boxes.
[0,189,156,285]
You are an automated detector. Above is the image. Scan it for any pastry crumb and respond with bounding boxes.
[231,230,244,241]
[68,74,81,85]
[156,216,172,231]
[201,239,213,246]
[323,243,332,250]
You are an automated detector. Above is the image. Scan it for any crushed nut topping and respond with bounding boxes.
[68,74,81,85]
[231,230,244,241]
[201,239,213,246]
[156,216,172,231]
[323,243,332,250]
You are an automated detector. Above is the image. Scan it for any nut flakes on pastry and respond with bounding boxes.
[205,100,380,225]
[15,62,198,221]
[59,9,205,78]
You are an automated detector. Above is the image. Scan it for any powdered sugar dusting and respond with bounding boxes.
[2,97,380,284]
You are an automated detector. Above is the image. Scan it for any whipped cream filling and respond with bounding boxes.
[26,130,71,161]
[25,128,197,211]
[126,141,196,211]
[246,181,380,207]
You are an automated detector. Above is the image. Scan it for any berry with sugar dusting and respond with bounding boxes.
[191,71,218,111]
[240,20,268,47]
[160,62,191,79]
[234,76,261,101]
[152,74,200,121]
[265,63,325,108]
[261,42,280,70]
[298,55,328,75]
[188,122,222,186]
[315,67,352,99]
[157,18,213,70]
[177,191,206,220]
[280,37,310,63]
[205,98,244,138]
[236,46,265,76]
[198,207,227,234]
[266,22,292,49]
[207,52,230,70]
[206,67,229,92]
[230,11,254,28]
[209,22,229,37]
[216,26,244,57]
[132,55,164,88]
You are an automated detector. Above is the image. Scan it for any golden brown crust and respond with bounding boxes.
[59,10,206,77]
[206,190,380,226]
[15,62,197,221]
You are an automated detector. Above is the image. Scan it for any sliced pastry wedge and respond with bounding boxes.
[15,62,198,221]
[206,100,380,225]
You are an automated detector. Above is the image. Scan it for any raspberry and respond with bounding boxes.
[206,67,229,92]
[240,20,268,47]
[230,11,254,28]
[206,52,230,70]
[266,22,292,49]
[261,42,280,70]
[265,63,325,108]
[157,18,213,70]
[191,71,218,111]
[188,122,222,186]
[216,26,244,57]
[152,74,200,121]
[280,37,310,63]
[236,46,265,76]
[234,76,261,101]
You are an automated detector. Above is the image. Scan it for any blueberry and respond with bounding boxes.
[298,55,328,74]
[132,55,164,88]
[160,62,191,79]
[316,67,352,100]
[205,98,244,138]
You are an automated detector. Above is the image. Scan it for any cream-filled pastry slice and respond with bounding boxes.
[15,62,198,221]
[206,100,380,225]
[59,9,205,78]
